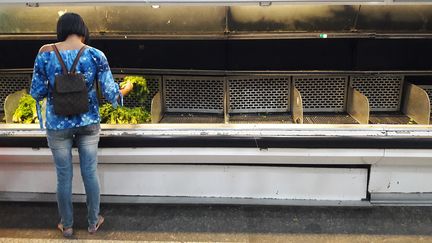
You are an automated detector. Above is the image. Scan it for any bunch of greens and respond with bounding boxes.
[120,76,149,104]
[100,75,152,124]
[99,103,151,124]
[12,94,38,124]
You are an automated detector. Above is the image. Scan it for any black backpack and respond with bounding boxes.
[52,44,89,116]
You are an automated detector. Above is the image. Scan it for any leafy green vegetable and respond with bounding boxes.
[12,94,38,124]
[100,75,151,124]
[120,76,149,104]
[99,103,151,124]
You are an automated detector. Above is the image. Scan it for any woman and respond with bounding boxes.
[30,13,132,237]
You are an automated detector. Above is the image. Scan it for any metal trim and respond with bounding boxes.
[3,134,432,149]
[0,192,371,206]
[5,33,432,40]
[0,147,384,165]
[5,68,432,76]
[5,0,432,6]
[223,77,229,123]
[371,192,432,205]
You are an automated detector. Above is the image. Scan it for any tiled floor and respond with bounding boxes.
[0,202,432,242]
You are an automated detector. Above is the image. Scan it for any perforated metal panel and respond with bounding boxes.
[419,85,432,112]
[160,113,224,123]
[293,76,348,112]
[351,75,403,112]
[0,74,31,111]
[303,114,357,124]
[164,76,224,113]
[113,74,160,109]
[228,76,290,113]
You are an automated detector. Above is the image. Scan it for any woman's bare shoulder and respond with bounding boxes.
[38,44,56,53]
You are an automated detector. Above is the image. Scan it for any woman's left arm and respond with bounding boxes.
[30,53,49,101]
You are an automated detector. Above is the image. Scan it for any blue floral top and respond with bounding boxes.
[30,47,121,130]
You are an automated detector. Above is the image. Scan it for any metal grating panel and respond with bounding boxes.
[293,76,348,112]
[228,76,290,113]
[303,114,358,124]
[369,113,413,124]
[160,113,224,123]
[0,74,31,111]
[419,85,432,113]
[164,76,224,113]
[351,75,403,112]
[111,74,160,109]
[229,113,293,123]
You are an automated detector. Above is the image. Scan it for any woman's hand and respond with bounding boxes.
[120,80,133,96]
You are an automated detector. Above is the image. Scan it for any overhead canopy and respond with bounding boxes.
[0,0,431,6]
[1,5,432,38]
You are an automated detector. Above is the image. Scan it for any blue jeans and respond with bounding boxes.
[47,123,101,228]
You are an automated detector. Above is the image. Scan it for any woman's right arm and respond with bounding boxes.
[95,50,132,107]
[120,81,133,97]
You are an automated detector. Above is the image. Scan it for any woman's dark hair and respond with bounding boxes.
[57,13,89,44]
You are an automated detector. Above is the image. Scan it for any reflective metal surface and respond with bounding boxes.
[291,87,304,124]
[228,5,357,32]
[2,5,432,38]
[151,92,163,123]
[418,84,432,113]
[0,6,226,36]
[347,87,369,124]
[402,83,430,125]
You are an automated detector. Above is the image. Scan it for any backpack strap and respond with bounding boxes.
[70,45,87,74]
[52,44,68,74]
[52,44,87,74]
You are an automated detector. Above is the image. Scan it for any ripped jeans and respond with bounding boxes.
[47,123,100,228]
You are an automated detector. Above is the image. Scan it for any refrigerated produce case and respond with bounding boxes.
[1,3,432,205]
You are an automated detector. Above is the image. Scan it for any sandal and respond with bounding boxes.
[88,215,104,234]
[57,223,73,238]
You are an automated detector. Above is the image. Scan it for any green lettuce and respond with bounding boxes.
[99,103,151,124]
[120,76,149,104]
[12,94,38,124]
